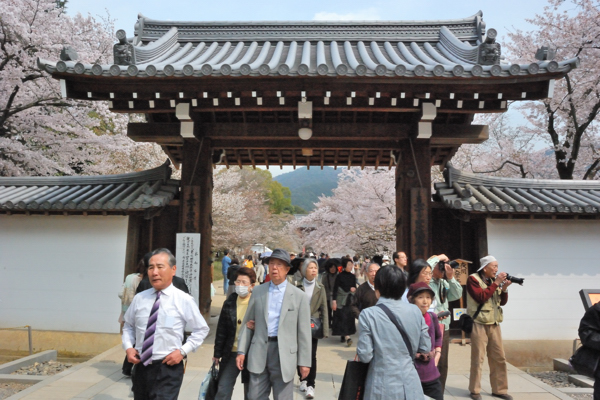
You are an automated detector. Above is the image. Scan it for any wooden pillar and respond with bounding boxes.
[395,139,431,261]
[180,136,213,320]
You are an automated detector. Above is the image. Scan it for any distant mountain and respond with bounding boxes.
[274,167,342,211]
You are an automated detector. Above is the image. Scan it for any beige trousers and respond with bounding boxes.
[469,322,509,395]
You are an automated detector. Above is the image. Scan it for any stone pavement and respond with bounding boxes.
[7,280,573,400]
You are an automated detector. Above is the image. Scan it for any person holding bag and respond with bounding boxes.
[356,265,431,400]
[212,267,256,400]
[296,258,329,399]
[332,257,358,346]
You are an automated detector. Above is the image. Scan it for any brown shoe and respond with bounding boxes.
[470,394,482,400]
[492,394,513,400]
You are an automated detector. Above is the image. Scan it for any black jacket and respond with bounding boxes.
[214,293,249,382]
[135,275,190,294]
[579,302,600,351]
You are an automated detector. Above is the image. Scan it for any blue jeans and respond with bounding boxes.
[222,266,229,294]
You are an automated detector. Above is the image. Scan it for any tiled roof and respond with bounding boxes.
[38,12,578,79]
[0,161,179,213]
[434,165,600,214]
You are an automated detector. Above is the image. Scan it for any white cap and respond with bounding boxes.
[478,255,497,271]
[382,255,390,261]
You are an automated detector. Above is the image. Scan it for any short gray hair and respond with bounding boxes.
[151,248,176,267]
[301,258,318,277]
[368,262,381,273]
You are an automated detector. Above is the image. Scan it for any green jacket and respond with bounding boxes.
[429,277,463,331]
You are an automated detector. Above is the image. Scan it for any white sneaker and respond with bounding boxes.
[299,380,307,392]
[306,386,315,399]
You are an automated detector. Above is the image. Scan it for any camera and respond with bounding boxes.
[506,273,525,286]
[438,260,460,270]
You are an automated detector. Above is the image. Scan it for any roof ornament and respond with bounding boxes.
[60,46,78,61]
[114,30,136,66]
[535,45,556,61]
[477,28,501,65]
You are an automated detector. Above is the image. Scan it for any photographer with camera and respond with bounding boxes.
[467,255,512,400]
[426,254,463,392]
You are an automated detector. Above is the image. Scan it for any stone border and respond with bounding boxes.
[0,350,57,374]
[5,345,122,400]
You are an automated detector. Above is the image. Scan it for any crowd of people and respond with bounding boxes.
[118,246,522,400]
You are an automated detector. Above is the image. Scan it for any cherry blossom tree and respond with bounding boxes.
[0,0,158,176]
[502,0,600,180]
[290,168,396,255]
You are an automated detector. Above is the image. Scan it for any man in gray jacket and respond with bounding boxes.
[237,248,312,400]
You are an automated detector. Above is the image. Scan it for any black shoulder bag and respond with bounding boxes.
[459,303,484,334]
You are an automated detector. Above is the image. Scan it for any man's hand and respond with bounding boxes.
[246,320,255,330]
[350,287,356,293]
[236,354,245,371]
[332,300,337,311]
[162,349,184,366]
[502,279,512,291]
[444,262,455,280]
[437,254,450,262]
[126,348,140,364]
[494,272,507,286]
[211,357,220,366]
[299,366,310,380]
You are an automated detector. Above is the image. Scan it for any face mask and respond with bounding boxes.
[235,285,250,297]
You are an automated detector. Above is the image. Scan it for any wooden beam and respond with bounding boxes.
[128,122,183,145]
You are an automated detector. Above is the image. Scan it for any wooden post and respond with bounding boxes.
[395,139,431,261]
[180,136,213,320]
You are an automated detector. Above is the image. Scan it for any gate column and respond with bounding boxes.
[180,135,213,320]
[396,139,431,261]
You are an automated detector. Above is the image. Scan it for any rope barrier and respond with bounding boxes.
[0,325,30,330]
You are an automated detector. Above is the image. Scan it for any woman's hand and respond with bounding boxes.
[332,300,337,311]
[246,320,255,330]
[350,287,356,293]
[211,357,219,366]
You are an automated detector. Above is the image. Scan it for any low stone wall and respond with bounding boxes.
[504,340,573,370]
[0,330,121,358]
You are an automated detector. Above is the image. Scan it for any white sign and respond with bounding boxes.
[176,233,200,305]
[453,308,467,321]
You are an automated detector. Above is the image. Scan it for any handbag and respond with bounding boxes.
[460,303,484,334]
[198,361,219,400]
[337,303,416,400]
[337,358,370,400]
[311,317,324,339]
[569,345,600,377]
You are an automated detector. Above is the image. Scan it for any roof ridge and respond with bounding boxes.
[447,164,600,189]
[0,160,172,187]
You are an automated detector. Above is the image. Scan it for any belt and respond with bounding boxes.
[268,336,278,342]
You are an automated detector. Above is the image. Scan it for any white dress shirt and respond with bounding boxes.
[122,284,209,360]
[267,279,288,337]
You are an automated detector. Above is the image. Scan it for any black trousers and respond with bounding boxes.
[437,330,451,391]
[297,338,319,388]
[422,378,444,400]
[132,360,184,400]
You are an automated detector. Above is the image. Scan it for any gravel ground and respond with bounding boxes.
[0,383,33,400]
[11,360,73,376]
[529,371,593,400]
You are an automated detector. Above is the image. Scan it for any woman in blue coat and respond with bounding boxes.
[357,265,431,399]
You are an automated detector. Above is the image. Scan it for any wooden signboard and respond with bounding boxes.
[453,259,472,286]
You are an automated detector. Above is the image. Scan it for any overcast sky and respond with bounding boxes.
[65,0,555,177]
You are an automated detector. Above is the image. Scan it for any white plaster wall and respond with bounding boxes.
[0,215,128,334]
[486,219,600,340]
